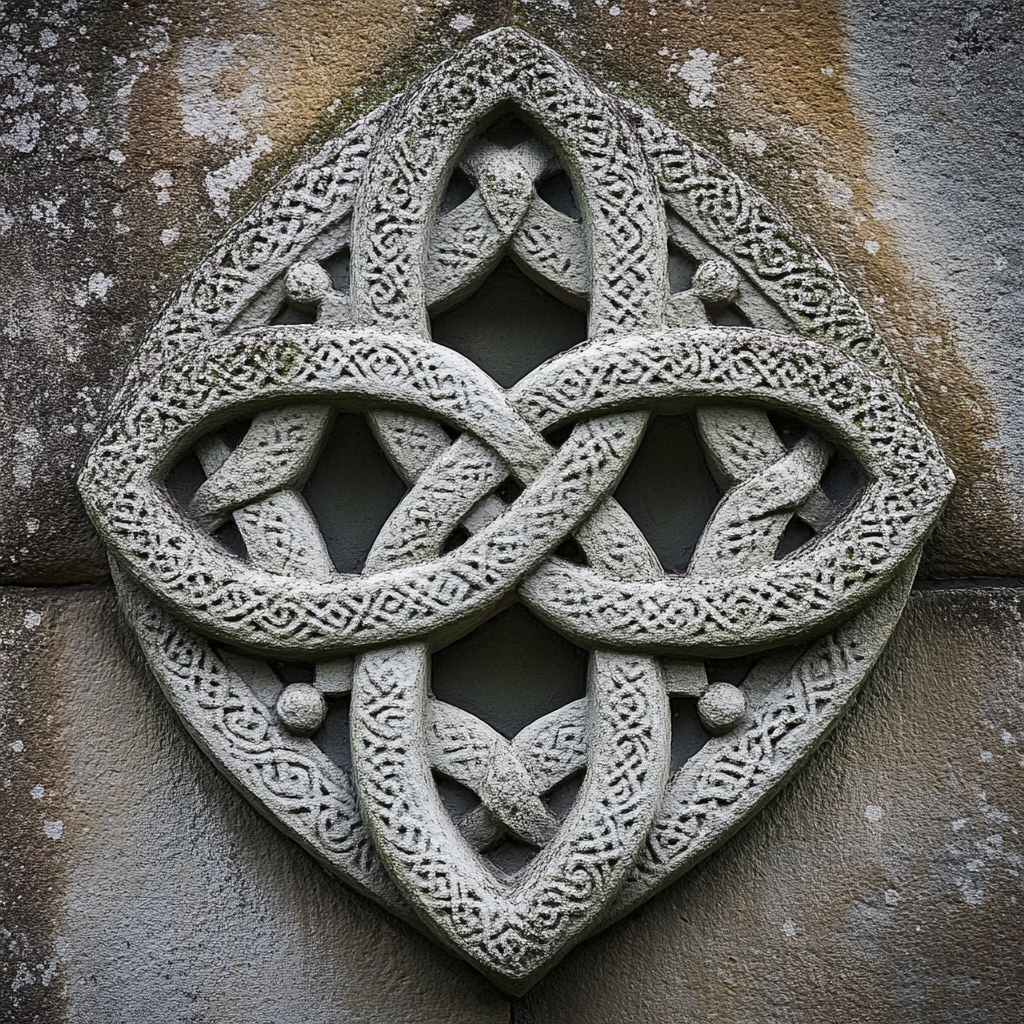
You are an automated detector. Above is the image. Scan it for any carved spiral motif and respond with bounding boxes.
[80,29,952,993]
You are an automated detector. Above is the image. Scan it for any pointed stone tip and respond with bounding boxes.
[459,25,554,54]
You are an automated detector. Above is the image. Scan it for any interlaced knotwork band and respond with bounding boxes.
[80,29,952,994]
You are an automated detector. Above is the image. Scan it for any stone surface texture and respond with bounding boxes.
[517,586,1024,1024]
[2,585,1021,1022]
[74,25,951,991]
[1,1,1021,1021]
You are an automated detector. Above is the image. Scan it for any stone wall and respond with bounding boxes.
[2,2,1021,1021]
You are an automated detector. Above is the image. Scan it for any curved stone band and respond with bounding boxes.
[79,27,956,994]
[81,321,950,661]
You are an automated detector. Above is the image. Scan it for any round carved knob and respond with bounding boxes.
[276,682,327,735]
[692,259,740,307]
[697,682,747,735]
[285,262,332,307]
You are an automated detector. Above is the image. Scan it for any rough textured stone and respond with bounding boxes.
[0,0,432,585]
[843,0,1024,577]
[516,585,1024,1023]
[2,0,1021,1019]
[3,1,1022,582]
[0,587,508,1023]
[4,585,1021,1022]
[74,26,953,990]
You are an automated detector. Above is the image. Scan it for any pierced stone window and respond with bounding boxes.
[80,28,951,994]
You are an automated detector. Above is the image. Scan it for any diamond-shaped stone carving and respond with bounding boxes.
[79,28,952,993]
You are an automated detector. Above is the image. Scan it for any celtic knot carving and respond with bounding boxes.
[80,29,952,993]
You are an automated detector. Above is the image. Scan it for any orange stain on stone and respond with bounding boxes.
[123,0,431,240]
[517,0,1018,575]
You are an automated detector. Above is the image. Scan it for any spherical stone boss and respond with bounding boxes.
[692,258,740,307]
[697,682,747,735]
[276,682,327,735]
[284,261,332,307]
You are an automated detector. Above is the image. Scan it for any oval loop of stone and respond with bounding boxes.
[80,324,649,658]
[82,319,951,659]
[350,643,670,992]
[515,326,953,655]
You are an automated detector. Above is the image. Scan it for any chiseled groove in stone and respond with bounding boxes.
[345,30,669,987]
[83,324,949,659]
[78,26,955,994]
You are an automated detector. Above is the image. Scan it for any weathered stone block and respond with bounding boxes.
[4,585,1020,1022]
[2,2,1023,582]
[2,2,1021,1019]
[0,586,508,1023]
[516,585,1024,1023]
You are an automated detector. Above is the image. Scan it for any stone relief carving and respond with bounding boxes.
[79,28,953,993]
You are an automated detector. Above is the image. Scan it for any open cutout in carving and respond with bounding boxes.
[536,169,581,221]
[164,450,206,509]
[435,771,482,818]
[487,838,540,876]
[312,695,353,770]
[667,241,698,293]
[543,767,585,820]
[440,168,476,214]
[614,413,724,574]
[431,257,586,388]
[431,604,587,740]
[708,303,753,327]
[211,519,248,560]
[775,517,816,559]
[269,300,317,325]
[302,411,407,574]
[669,699,711,771]
[319,246,351,293]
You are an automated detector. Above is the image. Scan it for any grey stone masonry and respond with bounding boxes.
[1,1,1021,1021]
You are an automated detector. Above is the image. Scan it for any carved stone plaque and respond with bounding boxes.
[79,28,953,993]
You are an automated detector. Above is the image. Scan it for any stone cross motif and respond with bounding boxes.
[79,29,953,993]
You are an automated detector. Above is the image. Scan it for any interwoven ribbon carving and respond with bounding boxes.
[80,29,953,993]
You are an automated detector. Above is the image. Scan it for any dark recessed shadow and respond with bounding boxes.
[613,413,723,575]
[212,519,248,560]
[536,170,581,221]
[312,695,353,771]
[775,516,816,558]
[481,114,534,150]
[165,451,206,509]
[670,698,712,771]
[431,604,588,740]
[767,410,809,449]
[704,654,759,687]
[430,257,586,388]
[485,837,539,876]
[440,168,476,214]
[709,303,752,327]
[668,241,698,293]
[543,769,584,821]
[434,771,481,818]
[270,301,317,325]
[819,449,867,513]
[320,246,350,293]
[302,411,407,574]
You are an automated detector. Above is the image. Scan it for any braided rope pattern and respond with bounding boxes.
[80,29,952,992]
